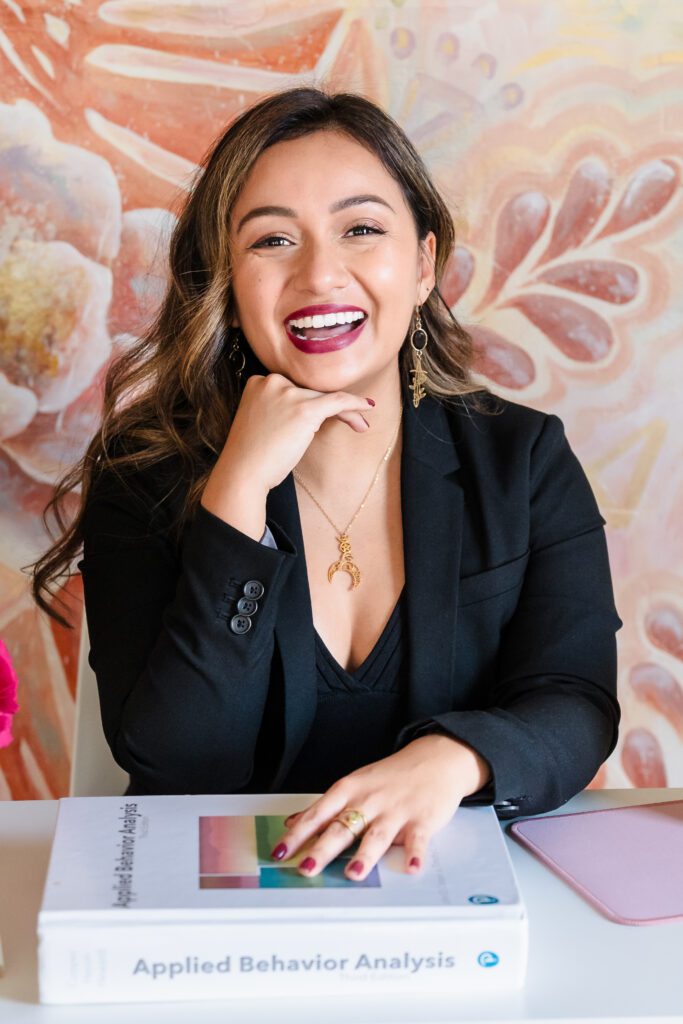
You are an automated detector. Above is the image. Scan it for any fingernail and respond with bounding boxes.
[300,857,316,872]
[409,856,421,869]
[366,397,375,406]
[270,843,288,860]
[348,860,363,875]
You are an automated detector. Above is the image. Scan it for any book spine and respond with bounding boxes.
[38,917,527,1004]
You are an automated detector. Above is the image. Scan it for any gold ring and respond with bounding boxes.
[332,808,368,838]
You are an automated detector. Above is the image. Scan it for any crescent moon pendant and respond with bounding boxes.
[327,562,361,588]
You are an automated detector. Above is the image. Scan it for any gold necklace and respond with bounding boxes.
[292,401,404,589]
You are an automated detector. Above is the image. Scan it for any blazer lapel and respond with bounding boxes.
[400,379,464,724]
[266,472,318,791]
[266,377,464,788]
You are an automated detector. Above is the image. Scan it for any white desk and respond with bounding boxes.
[1,788,682,1023]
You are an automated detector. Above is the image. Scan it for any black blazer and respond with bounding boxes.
[79,376,622,818]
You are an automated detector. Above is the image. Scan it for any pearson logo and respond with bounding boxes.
[468,894,499,904]
[477,951,500,968]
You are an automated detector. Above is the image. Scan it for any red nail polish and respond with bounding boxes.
[349,860,363,875]
[271,843,288,860]
[366,398,375,406]
[300,857,316,872]
[409,856,421,869]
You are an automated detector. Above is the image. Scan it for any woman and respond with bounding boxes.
[32,86,622,884]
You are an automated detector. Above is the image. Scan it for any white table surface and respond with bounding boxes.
[1,788,682,1024]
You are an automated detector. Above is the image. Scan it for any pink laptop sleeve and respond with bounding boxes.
[508,799,683,925]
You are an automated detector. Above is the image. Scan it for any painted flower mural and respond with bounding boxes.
[451,155,678,391]
[0,0,682,797]
[0,98,174,797]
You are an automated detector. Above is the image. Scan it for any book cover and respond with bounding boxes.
[38,793,527,1003]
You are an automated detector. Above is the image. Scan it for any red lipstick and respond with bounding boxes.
[285,320,366,354]
[284,303,368,354]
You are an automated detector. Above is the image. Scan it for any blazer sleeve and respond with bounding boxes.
[78,464,296,794]
[393,412,623,819]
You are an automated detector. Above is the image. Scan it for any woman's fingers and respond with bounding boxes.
[402,823,430,874]
[340,816,401,881]
[270,787,350,861]
[296,817,366,877]
[335,410,370,431]
[300,386,372,432]
[275,807,435,880]
[296,814,401,881]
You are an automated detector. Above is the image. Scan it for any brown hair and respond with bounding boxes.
[30,84,497,628]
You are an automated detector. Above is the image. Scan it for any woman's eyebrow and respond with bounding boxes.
[235,194,395,234]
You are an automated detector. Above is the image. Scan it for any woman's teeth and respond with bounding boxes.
[287,310,365,331]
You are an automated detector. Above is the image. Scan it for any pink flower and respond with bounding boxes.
[0,638,20,749]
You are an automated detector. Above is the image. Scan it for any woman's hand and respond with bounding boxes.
[269,734,492,881]
[203,372,374,500]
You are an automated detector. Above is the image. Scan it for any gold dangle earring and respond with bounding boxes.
[409,304,429,408]
[228,328,246,387]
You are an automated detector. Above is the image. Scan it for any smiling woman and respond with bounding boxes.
[226,131,436,410]
[30,86,622,885]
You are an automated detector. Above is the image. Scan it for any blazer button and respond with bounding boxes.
[230,614,252,634]
[243,580,265,599]
[237,596,258,615]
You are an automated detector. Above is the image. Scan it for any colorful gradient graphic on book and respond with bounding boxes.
[199,816,380,889]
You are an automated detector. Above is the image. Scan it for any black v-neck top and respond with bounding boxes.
[279,585,409,793]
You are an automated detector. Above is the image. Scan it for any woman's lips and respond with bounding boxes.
[285,317,367,354]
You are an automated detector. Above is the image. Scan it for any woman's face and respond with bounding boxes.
[228,130,436,394]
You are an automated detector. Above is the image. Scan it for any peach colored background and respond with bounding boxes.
[1,1,681,799]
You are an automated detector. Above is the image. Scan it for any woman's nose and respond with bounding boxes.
[293,239,350,295]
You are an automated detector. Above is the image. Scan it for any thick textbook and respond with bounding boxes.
[38,793,528,1004]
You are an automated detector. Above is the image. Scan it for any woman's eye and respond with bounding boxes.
[347,223,384,237]
[251,236,291,248]
[250,224,384,248]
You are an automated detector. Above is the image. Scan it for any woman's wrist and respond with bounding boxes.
[408,732,492,798]
[199,472,269,541]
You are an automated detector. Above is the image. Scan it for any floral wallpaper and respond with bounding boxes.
[1,1,682,799]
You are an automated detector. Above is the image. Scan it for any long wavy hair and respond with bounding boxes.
[31,84,497,628]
